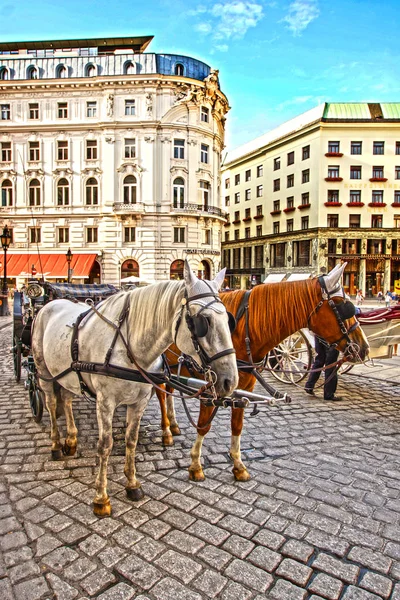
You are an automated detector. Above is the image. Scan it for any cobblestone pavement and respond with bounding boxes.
[1,322,400,600]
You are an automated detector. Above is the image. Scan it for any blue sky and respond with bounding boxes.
[1,0,400,150]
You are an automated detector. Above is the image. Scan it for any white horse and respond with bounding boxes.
[32,261,238,516]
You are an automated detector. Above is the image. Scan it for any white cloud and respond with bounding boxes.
[189,1,264,50]
[282,0,319,36]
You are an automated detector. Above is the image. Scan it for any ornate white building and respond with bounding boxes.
[0,36,229,287]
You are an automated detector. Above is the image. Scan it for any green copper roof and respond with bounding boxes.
[381,103,400,118]
[323,103,371,119]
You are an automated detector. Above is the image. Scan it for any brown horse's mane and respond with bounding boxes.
[221,279,321,359]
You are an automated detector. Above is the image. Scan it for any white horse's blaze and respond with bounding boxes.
[31,260,238,515]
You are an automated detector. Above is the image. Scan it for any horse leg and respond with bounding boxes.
[230,408,250,481]
[61,389,78,456]
[188,404,214,481]
[156,387,174,446]
[124,398,148,501]
[166,387,181,436]
[93,397,115,517]
[42,385,63,460]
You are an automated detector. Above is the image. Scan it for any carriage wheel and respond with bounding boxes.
[13,340,22,383]
[267,331,313,384]
[29,385,44,423]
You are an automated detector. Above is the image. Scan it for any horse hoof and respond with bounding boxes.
[126,486,144,501]
[170,425,181,436]
[93,499,112,517]
[51,449,63,461]
[188,469,205,482]
[162,434,174,447]
[62,442,77,456]
[233,467,251,482]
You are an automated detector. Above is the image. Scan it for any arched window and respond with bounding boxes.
[199,180,210,208]
[174,63,184,76]
[56,65,68,78]
[1,179,12,206]
[124,61,135,75]
[173,177,185,208]
[123,175,137,204]
[85,64,96,77]
[57,178,69,206]
[85,177,98,205]
[170,259,184,280]
[29,179,41,206]
[121,259,139,279]
[27,66,38,80]
[0,67,9,81]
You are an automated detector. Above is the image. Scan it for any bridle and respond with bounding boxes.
[175,281,236,372]
[308,276,360,351]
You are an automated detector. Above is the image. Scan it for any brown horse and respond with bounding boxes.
[157,263,369,482]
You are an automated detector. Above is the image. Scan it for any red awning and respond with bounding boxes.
[0,254,98,279]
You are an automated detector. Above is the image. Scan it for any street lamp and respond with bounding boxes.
[1,225,11,316]
[65,248,73,283]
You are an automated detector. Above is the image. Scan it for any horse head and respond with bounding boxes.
[174,260,238,396]
[309,263,369,362]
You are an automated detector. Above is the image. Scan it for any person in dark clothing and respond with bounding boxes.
[304,337,341,401]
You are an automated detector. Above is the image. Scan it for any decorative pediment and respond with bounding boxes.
[117,162,143,175]
[25,168,44,178]
[0,168,17,180]
[170,166,189,176]
[81,167,102,177]
[53,167,73,179]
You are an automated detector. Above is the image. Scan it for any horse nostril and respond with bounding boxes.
[223,378,234,394]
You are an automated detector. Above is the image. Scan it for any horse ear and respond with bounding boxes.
[213,267,226,291]
[183,259,197,288]
[325,262,347,292]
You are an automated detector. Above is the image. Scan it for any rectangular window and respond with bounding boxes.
[274,157,281,170]
[58,102,68,118]
[273,179,280,192]
[245,189,251,201]
[273,200,280,211]
[200,143,209,163]
[204,229,211,245]
[224,231,230,242]
[287,196,294,209]
[29,141,40,162]
[350,190,362,203]
[125,99,136,116]
[395,191,400,204]
[287,219,293,232]
[302,169,310,183]
[243,247,252,268]
[225,195,230,206]
[1,142,11,162]
[256,205,263,216]
[29,103,39,119]
[349,214,360,228]
[124,138,136,159]
[328,141,340,153]
[273,222,280,234]
[0,104,10,120]
[287,151,294,166]
[395,167,400,180]
[174,139,185,159]
[234,192,240,204]
[394,215,400,228]
[350,166,362,179]
[124,227,136,242]
[86,140,98,160]
[351,141,362,155]
[245,169,251,182]
[86,101,97,117]
[257,165,263,177]
[302,145,310,160]
[396,142,400,155]
[372,166,384,178]
[287,174,294,188]
[255,245,263,267]
[235,174,240,185]
[294,240,310,266]
[270,243,286,268]
[301,192,310,206]
[29,228,41,243]
[373,141,384,155]
[245,227,250,239]
[174,227,185,243]
[371,215,383,228]
[57,227,69,243]
[256,185,263,197]
[225,178,230,189]
[57,140,68,161]
[201,106,209,122]
[327,190,339,203]
[234,211,240,222]
[86,227,98,243]
[301,216,309,230]
[234,229,240,240]
[245,207,251,219]
[372,190,384,204]
[328,166,340,178]
[256,225,262,237]
[327,214,339,227]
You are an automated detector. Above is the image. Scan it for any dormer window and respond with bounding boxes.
[201,106,209,123]
[174,63,184,76]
